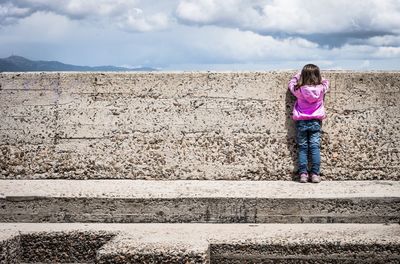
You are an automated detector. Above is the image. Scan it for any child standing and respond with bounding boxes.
[288,64,329,183]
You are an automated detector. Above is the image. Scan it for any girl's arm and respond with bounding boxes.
[321,78,329,93]
[288,72,301,96]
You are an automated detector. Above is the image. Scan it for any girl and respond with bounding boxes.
[288,64,329,183]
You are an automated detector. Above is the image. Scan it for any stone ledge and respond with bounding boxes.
[1,180,399,199]
[1,223,399,263]
[1,180,399,223]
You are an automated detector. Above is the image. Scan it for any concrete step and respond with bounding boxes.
[1,223,399,263]
[1,180,399,223]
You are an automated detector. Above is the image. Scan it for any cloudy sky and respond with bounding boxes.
[1,0,400,70]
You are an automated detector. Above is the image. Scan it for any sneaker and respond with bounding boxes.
[311,174,321,183]
[299,173,309,183]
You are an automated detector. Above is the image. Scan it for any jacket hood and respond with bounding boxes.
[300,85,322,103]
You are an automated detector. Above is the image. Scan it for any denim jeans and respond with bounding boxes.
[295,119,322,175]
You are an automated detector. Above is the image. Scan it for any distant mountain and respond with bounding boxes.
[0,55,157,72]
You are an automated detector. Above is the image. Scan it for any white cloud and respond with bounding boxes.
[0,1,33,24]
[3,0,400,36]
[0,11,78,44]
[116,8,170,32]
[182,26,400,63]
[176,0,250,24]
[0,0,172,32]
[329,43,400,60]
[174,26,320,63]
[374,46,400,58]
[365,35,400,46]
[176,0,400,35]
[2,0,136,19]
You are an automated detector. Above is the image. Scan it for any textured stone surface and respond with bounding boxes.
[1,180,399,223]
[19,231,114,263]
[97,235,210,264]
[0,72,399,180]
[1,223,399,263]
[0,230,20,264]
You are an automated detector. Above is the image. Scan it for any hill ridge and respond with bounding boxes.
[0,55,156,72]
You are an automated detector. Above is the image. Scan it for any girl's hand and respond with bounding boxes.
[321,77,329,93]
[288,72,302,94]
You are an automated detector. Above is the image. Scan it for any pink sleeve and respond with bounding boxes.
[288,72,301,96]
[321,78,329,93]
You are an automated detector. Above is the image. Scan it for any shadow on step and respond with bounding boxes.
[210,243,400,264]
[2,197,400,224]
[1,231,115,264]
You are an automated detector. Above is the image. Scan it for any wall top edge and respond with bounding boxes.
[1,70,400,75]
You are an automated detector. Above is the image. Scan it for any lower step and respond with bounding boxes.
[1,180,399,223]
[1,223,399,263]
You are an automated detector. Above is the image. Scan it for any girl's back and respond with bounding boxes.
[288,67,329,120]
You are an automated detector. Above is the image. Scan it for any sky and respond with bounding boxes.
[1,0,400,71]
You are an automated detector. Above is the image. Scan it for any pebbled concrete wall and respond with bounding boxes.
[0,72,399,180]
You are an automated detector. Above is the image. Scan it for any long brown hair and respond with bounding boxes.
[296,64,322,89]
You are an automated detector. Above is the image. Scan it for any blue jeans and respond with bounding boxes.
[295,119,321,175]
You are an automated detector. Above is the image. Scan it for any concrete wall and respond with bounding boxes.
[0,72,399,180]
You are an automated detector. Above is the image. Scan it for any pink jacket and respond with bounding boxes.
[288,73,329,121]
